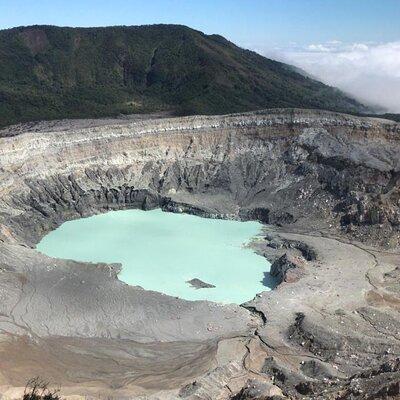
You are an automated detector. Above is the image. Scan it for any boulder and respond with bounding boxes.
[270,252,306,283]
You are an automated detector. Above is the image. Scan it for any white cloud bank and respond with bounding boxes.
[260,41,400,113]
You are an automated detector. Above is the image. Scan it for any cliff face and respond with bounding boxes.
[0,109,400,399]
[1,108,399,247]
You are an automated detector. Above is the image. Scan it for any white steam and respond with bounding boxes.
[258,41,400,113]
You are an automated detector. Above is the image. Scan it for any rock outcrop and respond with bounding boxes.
[270,252,306,283]
[187,278,216,289]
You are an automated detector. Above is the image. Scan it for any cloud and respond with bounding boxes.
[258,41,400,113]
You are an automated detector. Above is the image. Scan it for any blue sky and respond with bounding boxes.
[1,0,399,48]
[1,0,399,111]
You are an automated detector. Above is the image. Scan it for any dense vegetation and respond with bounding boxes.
[378,113,400,122]
[0,24,369,127]
[362,113,400,122]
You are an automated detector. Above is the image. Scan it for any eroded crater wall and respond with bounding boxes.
[1,109,399,247]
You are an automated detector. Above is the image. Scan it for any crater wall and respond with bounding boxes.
[1,108,399,247]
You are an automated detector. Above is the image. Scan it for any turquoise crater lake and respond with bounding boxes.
[37,209,273,303]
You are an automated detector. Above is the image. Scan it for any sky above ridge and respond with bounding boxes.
[1,0,399,112]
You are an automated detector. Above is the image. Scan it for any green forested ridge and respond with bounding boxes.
[377,114,400,122]
[0,24,369,127]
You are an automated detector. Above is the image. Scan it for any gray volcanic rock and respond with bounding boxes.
[0,108,400,399]
[232,378,284,399]
[270,252,306,283]
[187,278,216,289]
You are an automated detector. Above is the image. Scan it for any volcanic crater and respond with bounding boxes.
[1,109,400,399]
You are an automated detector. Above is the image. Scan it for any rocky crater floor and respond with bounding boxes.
[0,109,400,399]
